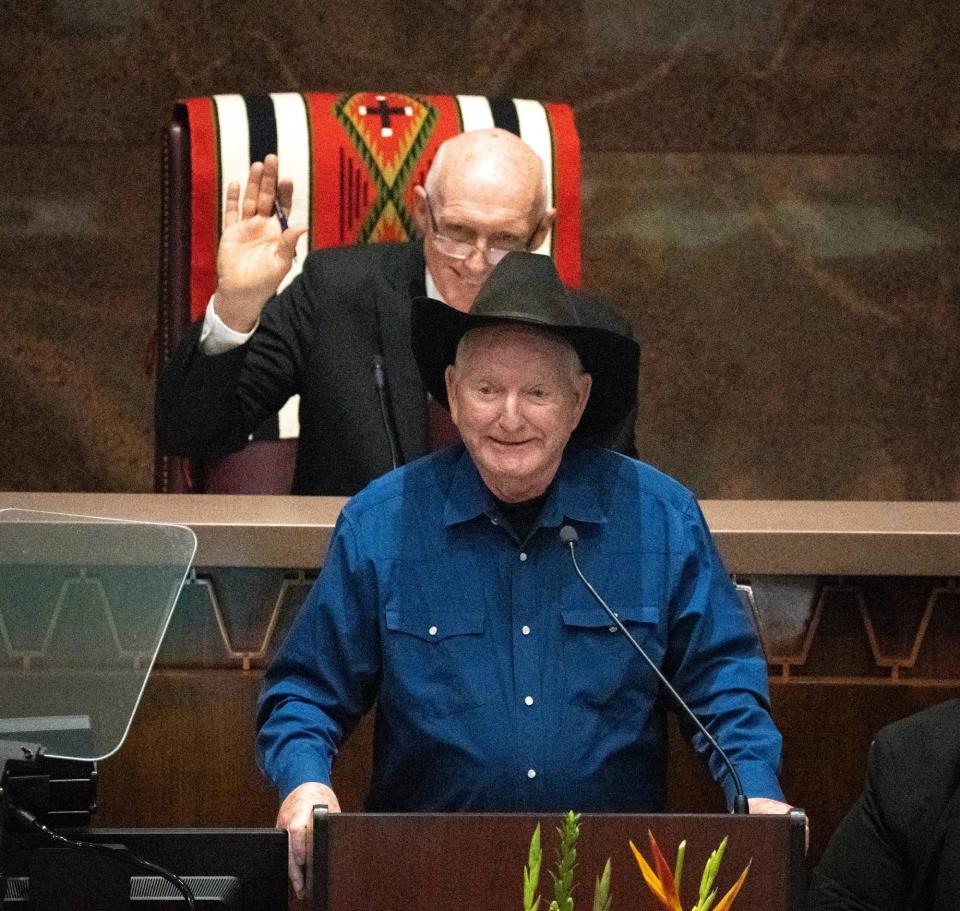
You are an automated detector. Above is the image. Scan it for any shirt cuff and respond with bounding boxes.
[275,753,334,801]
[722,761,785,808]
[199,294,259,355]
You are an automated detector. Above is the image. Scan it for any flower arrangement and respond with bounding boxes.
[522,815,751,911]
[630,830,751,911]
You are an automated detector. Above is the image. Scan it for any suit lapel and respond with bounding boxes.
[376,240,429,465]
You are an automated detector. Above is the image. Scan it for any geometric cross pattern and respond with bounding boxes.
[333,92,439,244]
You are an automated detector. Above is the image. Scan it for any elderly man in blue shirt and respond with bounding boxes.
[257,251,791,895]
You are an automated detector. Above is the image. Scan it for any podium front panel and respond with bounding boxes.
[313,812,806,911]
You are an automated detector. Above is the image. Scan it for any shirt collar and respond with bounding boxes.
[425,266,443,303]
[442,443,608,530]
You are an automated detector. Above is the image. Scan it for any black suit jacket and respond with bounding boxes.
[156,241,637,495]
[807,699,960,911]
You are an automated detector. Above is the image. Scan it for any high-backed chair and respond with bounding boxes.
[155,91,582,493]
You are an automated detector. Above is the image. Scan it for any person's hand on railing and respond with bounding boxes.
[275,779,341,898]
[747,797,810,851]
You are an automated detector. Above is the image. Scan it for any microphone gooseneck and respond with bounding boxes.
[558,524,750,815]
[371,355,402,470]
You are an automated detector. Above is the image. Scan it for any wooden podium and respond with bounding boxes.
[309,810,808,911]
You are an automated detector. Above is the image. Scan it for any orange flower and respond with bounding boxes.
[713,860,751,911]
[630,831,750,911]
[629,831,682,911]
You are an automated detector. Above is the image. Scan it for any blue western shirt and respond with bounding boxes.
[256,443,783,811]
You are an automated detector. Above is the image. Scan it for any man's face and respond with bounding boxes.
[445,325,591,502]
[415,182,546,314]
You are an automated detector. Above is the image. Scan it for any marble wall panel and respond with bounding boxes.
[584,151,960,498]
[0,142,158,491]
[573,1,960,152]
[1,0,958,496]
[4,2,958,151]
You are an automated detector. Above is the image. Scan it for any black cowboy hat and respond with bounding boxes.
[410,251,639,437]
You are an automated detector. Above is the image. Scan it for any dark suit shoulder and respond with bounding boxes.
[871,700,960,825]
[809,701,960,911]
[298,240,424,295]
[873,700,960,792]
[877,698,960,749]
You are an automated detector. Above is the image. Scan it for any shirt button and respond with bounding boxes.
[490,517,499,525]
[524,696,534,706]
[608,626,617,633]
[519,552,528,562]
[428,625,438,636]
[527,769,537,779]
[521,625,531,636]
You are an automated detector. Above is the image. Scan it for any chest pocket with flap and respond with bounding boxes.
[382,607,488,718]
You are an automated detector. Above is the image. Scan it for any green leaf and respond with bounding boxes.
[698,887,718,911]
[698,837,727,906]
[592,858,612,911]
[524,824,543,911]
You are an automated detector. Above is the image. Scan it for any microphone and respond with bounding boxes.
[558,524,750,815]
[371,355,403,470]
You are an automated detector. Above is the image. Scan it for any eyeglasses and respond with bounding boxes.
[423,193,540,267]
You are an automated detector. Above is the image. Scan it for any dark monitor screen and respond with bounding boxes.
[1,828,287,910]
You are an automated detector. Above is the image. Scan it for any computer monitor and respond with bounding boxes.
[1,827,288,910]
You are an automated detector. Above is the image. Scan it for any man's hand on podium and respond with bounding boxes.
[748,797,809,851]
[746,797,792,815]
[276,780,341,898]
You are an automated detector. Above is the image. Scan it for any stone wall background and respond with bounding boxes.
[1,0,958,498]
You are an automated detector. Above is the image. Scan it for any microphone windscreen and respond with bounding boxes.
[371,355,386,388]
[559,525,579,545]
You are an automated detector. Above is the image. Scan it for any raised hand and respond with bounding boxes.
[214,153,308,332]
